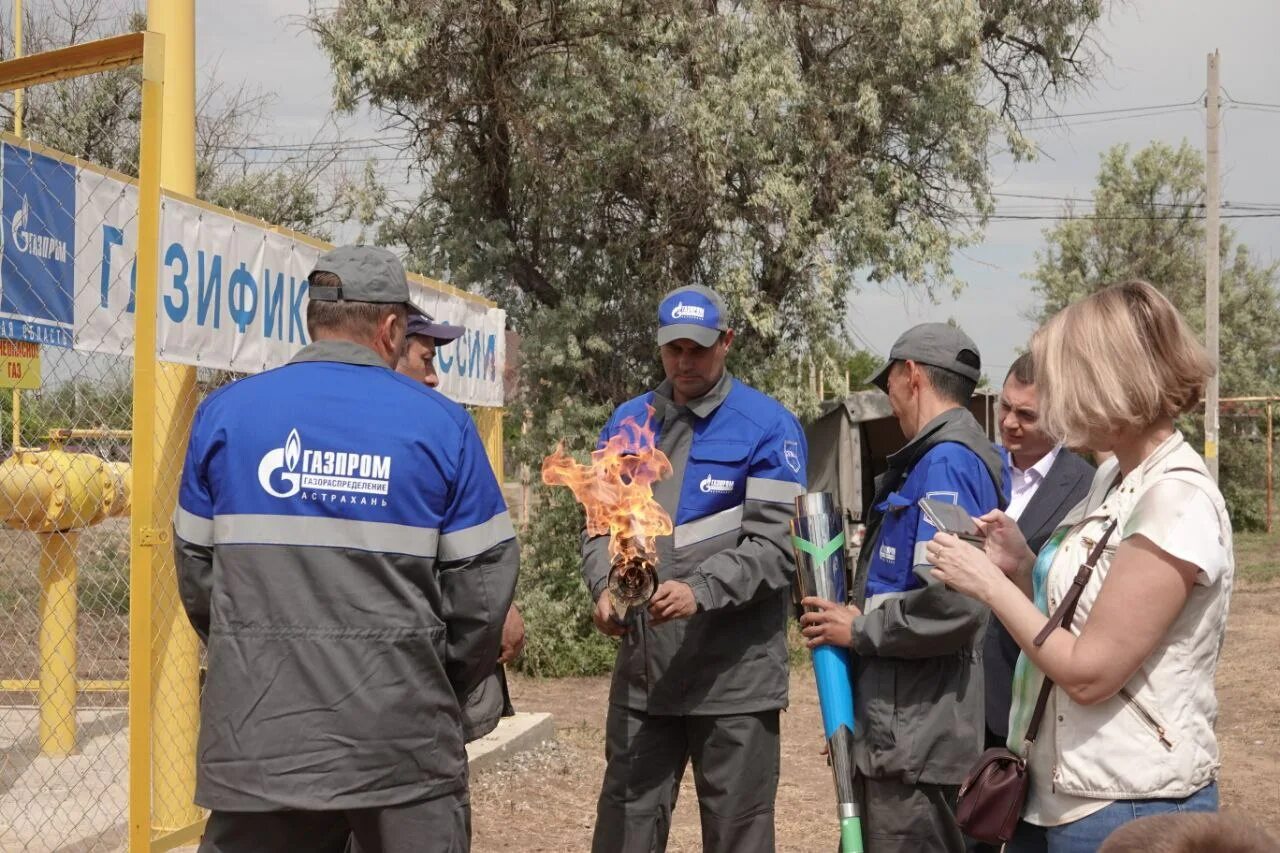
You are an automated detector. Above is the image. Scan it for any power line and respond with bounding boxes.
[1221,92,1280,111]
[215,135,416,153]
[1018,97,1203,121]
[211,98,1211,157]
[845,322,882,356]
[1017,106,1202,130]
[989,191,1212,209]
[1228,105,1280,116]
[983,212,1280,222]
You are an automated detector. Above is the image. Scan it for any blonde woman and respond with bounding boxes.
[925,281,1233,853]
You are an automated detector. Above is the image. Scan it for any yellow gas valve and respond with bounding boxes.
[0,450,131,532]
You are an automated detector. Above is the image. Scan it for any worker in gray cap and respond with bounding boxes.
[800,322,1007,853]
[396,314,525,735]
[584,284,808,853]
[176,245,518,853]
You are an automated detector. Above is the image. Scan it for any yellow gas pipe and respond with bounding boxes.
[0,447,131,755]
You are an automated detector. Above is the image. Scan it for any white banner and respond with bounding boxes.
[75,168,140,358]
[6,138,506,406]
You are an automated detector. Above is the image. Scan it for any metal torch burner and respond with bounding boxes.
[608,553,658,623]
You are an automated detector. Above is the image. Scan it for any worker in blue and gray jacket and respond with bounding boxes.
[174,246,518,853]
[585,284,807,853]
[802,323,1006,853]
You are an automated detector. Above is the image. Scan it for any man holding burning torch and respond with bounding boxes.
[583,284,807,853]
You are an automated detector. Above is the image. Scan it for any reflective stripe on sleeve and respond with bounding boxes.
[673,505,744,549]
[438,511,517,561]
[745,476,804,505]
[173,506,214,547]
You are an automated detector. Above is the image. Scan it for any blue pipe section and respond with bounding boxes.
[812,644,856,740]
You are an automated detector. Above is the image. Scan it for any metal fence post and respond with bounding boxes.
[129,29,167,853]
[146,0,203,832]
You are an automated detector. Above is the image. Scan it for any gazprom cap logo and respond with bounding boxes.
[659,289,721,330]
[257,428,393,500]
[670,301,706,321]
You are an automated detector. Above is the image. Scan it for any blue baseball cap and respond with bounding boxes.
[657,285,729,347]
[406,314,465,346]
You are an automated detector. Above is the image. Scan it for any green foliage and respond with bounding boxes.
[205,171,331,239]
[314,0,1104,670]
[313,0,1104,418]
[512,488,618,677]
[839,349,885,396]
[1030,141,1280,529]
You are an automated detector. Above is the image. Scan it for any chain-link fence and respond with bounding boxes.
[0,139,142,851]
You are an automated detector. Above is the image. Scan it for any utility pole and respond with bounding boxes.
[1205,50,1221,482]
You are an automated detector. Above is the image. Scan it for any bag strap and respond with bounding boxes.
[1022,519,1119,745]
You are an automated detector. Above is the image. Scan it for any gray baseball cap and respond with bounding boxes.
[867,322,982,391]
[656,284,729,347]
[308,245,423,314]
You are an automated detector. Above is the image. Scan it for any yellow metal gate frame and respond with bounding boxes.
[0,26,189,853]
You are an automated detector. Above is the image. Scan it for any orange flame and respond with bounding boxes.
[542,409,673,564]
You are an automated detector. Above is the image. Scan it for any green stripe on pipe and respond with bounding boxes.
[841,816,864,853]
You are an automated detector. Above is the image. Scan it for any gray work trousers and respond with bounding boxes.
[592,704,780,853]
[854,775,964,853]
[197,788,470,853]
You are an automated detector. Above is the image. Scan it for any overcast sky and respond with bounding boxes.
[191,0,1280,382]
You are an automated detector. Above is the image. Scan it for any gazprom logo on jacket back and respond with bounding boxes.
[258,428,392,501]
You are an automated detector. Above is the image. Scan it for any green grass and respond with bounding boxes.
[1234,530,1280,584]
[78,540,130,616]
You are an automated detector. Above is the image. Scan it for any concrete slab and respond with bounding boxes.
[0,705,554,852]
[0,706,130,853]
[465,712,556,775]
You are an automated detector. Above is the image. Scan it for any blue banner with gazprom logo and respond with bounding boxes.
[0,137,506,405]
[0,145,75,347]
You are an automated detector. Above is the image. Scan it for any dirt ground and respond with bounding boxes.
[472,583,1280,852]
